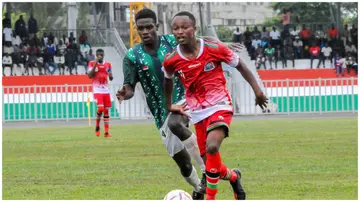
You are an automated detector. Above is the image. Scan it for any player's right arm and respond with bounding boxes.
[87,56,99,79]
[116,55,138,104]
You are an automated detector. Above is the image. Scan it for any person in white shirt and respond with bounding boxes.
[320,42,332,68]
[232,27,242,43]
[2,52,13,76]
[293,36,303,58]
[251,36,262,49]
[270,26,281,47]
[3,27,13,46]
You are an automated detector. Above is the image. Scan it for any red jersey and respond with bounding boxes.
[88,60,112,94]
[309,46,320,56]
[163,39,239,123]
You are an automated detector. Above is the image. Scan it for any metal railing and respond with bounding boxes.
[3,77,358,122]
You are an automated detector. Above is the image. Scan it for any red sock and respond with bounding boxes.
[220,164,237,182]
[104,109,110,134]
[206,152,222,200]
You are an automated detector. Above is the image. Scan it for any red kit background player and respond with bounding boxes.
[163,12,268,200]
[87,49,114,138]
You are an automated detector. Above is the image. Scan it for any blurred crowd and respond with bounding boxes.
[2,13,94,76]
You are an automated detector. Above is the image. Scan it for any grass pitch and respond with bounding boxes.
[2,118,358,200]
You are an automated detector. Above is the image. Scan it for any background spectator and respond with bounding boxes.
[350,24,357,47]
[261,26,270,39]
[12,30,22,46]
[309,42,321,68]
[299,24,312,56]
[251,26,261,40]
[270,26,281,47]
[232,27,242,43]
[280,8,291,33]
[255,44,266,69]
[334,52,345,77]
[283,39,295,68]
[15,15,27,41]
[25,43,39,76]
[293,36,303,58]
[264,43,275,69]
[55,39,67,75]
[342,24,350,46]
[274,44,285,69]
[79,30,88,45]
[328,23,338,47]
[315,25,326,46]
[321,42,332,68]
[2,52,13,76]
[3,13,12,29]
[69,32,76,44]
[27,12,38,40]
[3,26,13,46]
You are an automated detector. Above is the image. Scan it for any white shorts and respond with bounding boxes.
[158,99,189,157]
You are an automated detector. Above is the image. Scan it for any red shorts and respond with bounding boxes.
[194,110,233,156]
[94,93,112,109]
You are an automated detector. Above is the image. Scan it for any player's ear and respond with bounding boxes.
[156,23,159,31]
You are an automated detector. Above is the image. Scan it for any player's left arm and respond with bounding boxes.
[107,63,113,81]
[219,43,268,109]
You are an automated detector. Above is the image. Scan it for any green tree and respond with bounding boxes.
[77,3,91,29]
[216,25,233,42]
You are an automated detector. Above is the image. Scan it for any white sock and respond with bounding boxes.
[183,133,206,173]
[184,166,201,192]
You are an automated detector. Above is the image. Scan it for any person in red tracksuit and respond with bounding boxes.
[309,42,321,69]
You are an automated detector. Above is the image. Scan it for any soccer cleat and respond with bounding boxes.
[192,173,206,200]
[104,133,112,138]
[95,127,100,137]
[200,172,206,193]
[191,190,204,200]
[230,168,246,200]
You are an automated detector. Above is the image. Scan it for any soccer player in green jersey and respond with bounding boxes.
[116,8,240,199]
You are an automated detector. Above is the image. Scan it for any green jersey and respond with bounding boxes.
[264,47,275,56]
[123,34,185,129]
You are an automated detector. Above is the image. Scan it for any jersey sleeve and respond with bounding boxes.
[164,34,178,48]
[87,61,94,72]
[216,42,240,68]
[162,53,175,79]
[123,55,139,88]
[107,62,112,73]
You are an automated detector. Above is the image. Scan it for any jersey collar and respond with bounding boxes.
[176,38,204,61]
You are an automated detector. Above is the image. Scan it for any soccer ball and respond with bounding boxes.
[164,190,192,200]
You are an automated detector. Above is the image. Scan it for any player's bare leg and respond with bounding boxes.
[95,106,103,137]
[168,113,206,199]
[172,149,204,200]
[103,108,111,138]
[206,127,246,200]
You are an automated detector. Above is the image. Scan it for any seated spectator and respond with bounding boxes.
[353,58,358,75]
[321,42,333,68]
[345,53,355,74]
[315,25,326,46]
[345,41,357,58]
[270,26,281,47]
[79,30,88,45]
[334,52,345,77]
[69,32,76,44]
[264,43,275,69]
[3,43,14,55]
[255,44,266,70]
[328,23,338,43]
[25,43,40,76]
[350,24,358,47]
[300,24,312,57]
[342,24,350,46]
[3,52,13,76]
[232,27,242,43]
[309,42,321,69]
[61,34,70,46]
[252,36,261,49]
[80,43,91,57]
[86,49,95,65]
[65,42,78,75]
[289,26,300,39]
[332,37,345,58]
[12,30,22,46]
[261,37,270,48]
[55,40,67,75]
[12,44,26,75]
[261,26,269,39]
[293,36,304,58]
[42,33,49,46]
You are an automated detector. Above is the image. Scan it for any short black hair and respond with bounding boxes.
[96,48,104,53]
[173,11,196,26]
[135,8,157,24]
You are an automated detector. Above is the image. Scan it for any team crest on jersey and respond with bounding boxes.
[204,62,215,72]
[142,65,149,71]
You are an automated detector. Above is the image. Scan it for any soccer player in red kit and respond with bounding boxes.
[88,49,113,138]
[163,12,268,200]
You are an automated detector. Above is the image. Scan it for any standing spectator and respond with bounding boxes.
[332,37,346,58]
[49,32,58,46]
[61,34,70,46]
[65,41,78,75]
[232,27,242,43]
[293,36,304,58]
[345,41,357,58]
[79,30,88,45]
[328,23,338,47]
[299,24,312,58]
[15,15,27,41]
[264,43,275,69]
[283,39,295,68]
[309,42,321,69]
[261,26,269,39]
[69,32,76,44]
[255,44,266,69]
[270,27,281,47]
[274,44,285,69]
[315,25,326,46]
[28,12,38,40]
[3,13,12,29]
[243,27,252,53]
[280,8,291,33]
[350,24,358,48]
[86,49,95,65]
[334,52,345,77]
[251,26,261,40]
[55,40,67,75]
[320,42,333,68]
[342,24,350,46]
[42,33,49,46]
[289,26,299,39]
[3,26,13,46]
[12,30,22,46]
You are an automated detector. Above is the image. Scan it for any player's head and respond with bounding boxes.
[135,8,159,45]
[96,49,105,62]
[171,11,196,45]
